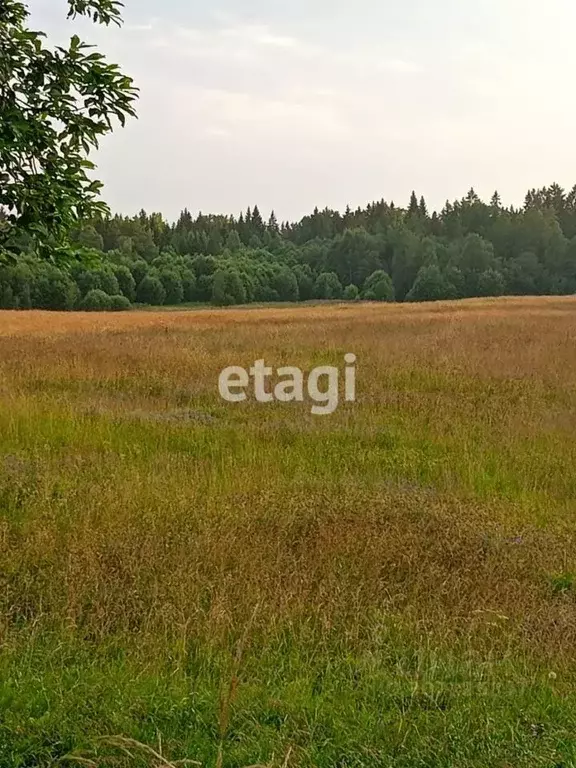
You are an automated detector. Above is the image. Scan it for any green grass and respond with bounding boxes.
[2,635,576,768]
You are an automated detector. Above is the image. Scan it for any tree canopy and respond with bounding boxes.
[0,0,137,263]
[4,183,576,311]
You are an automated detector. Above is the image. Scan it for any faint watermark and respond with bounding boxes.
[218,354,357,415]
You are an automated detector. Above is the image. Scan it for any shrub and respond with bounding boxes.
[272,268,299,302]
[80,289,112,311]
[477,268,506,297]
[181,270,197,302]
[212,269,247,306]
[363,270,394,302]
[406,264,451,302]
[293,265,315,301]
[74,267,119,298]
[0,284,16,309]
[130,260,149,287]
[197,274,214,302]
[98,269,121,297]
[314,272,343,300]
[159,269,184,305]
[33,266,79,310]
[136,275,166,305]
[109,295,132,311]
[343,284,360,301]
[113,265,136,302]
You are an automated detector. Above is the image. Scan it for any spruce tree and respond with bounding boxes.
[408,191,420,217]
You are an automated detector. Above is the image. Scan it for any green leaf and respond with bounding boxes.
[0,0,138,263]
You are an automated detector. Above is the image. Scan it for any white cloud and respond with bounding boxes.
[204,126,232,139]
[127,24,152,32]
[147,22,324,65]
[146,20,419,74]
[133,18,424,151]
[220,24,302,50]
[377,58,422,74]
[173,86,349,141]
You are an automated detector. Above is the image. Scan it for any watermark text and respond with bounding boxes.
[219,354,357,415]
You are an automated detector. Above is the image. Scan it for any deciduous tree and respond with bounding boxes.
[0,0,138,262]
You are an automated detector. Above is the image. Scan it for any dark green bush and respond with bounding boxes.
[80,289,112,311]
[109,295,132,311]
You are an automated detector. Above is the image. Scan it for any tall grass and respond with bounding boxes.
[1,298,576,766]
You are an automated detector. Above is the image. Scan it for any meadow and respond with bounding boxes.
[1,297,576,767]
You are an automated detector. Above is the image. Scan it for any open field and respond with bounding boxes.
[1,297,576,766]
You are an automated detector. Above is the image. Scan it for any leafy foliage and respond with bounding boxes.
[406,264,452,303]
[212,268,247,306]
[363,270,395,302]
[314,271,343,300]
[136,274,165,306]
[0,0,137,262]
[3,183,576,309]
[80,287,111,311]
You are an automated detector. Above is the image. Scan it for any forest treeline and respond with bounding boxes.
[2,183,576,310]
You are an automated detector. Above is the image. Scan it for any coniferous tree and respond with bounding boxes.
[226,230,242,252]
[251,206,265,239]
[408,192,419,217]
[7,179,576,310]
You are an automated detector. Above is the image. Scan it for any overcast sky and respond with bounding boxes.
[28,0,576,222]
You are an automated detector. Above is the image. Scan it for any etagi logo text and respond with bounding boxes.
[218,355,357,415]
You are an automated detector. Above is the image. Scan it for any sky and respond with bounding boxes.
[27,0,576,223]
